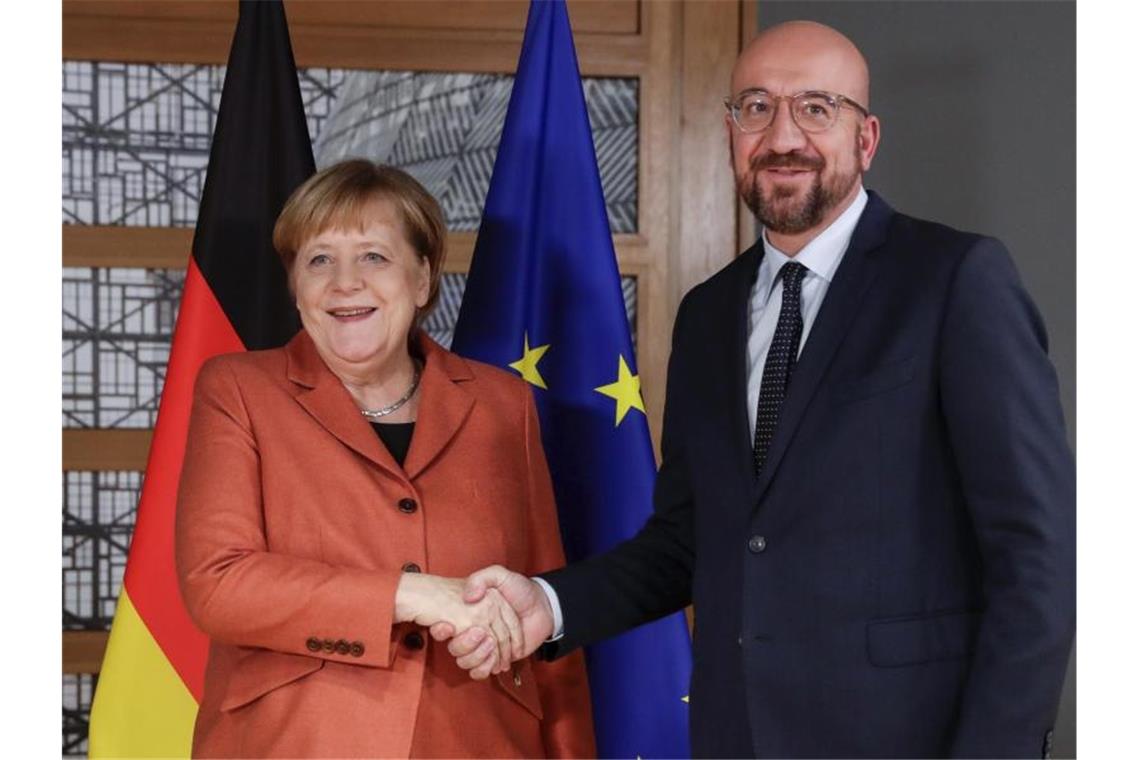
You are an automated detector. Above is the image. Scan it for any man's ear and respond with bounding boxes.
[858,114,881,172]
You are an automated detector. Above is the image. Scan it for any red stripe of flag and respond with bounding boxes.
[91,0,316,749]
[123,259,244,699]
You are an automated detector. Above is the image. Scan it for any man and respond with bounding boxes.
[440,20,1075,758]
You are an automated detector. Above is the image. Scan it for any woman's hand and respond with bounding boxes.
[428,565,555,680]
[393,573,522,674]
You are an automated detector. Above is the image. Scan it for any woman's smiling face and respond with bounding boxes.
[292,198,430,379]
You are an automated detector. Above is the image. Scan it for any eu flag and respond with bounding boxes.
[452,0,692,756]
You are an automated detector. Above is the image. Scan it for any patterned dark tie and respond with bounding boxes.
[753,261,807,475]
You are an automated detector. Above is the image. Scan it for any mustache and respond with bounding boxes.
[750,153,825,172]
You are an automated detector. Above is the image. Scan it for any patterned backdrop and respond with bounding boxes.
[61,61,639,756]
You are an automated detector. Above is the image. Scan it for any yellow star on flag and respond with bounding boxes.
[509,333,550,389]
[594,354,646,426]
[681,695,690,703]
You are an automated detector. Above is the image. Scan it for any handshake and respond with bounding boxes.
[393,565,553,679]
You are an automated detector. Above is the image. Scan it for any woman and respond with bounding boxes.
[175,160,595,758]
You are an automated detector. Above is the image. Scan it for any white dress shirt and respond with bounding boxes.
[746,186,867,438]
[538,186,869,640]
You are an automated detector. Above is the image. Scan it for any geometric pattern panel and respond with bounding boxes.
[62,62,345,227]
[63,673,97,759]
[63,61,638,233]
[314,72,638,232]
[621,275,638,352]
[63,269,638,429]
[63,268,182,428]
[63,471,141,629]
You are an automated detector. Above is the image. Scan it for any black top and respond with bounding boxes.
[369,421,415,466]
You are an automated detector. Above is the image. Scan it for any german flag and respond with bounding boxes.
[88,2,314,755]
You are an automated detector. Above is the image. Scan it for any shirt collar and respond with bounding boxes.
[758,185,868,290]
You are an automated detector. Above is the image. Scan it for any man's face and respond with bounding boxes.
[731,116,863,235]
[727,37,879,236]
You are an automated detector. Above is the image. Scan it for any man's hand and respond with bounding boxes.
[429,565,555,680]
[393,573,523,673]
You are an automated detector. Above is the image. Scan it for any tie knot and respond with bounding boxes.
[779,261,807,290]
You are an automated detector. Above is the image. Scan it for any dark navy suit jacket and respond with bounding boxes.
[542,192,1075,758]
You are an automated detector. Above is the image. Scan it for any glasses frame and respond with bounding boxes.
[724,89,871,134]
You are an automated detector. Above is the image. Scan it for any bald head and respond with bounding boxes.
[732,21,870,108]
[725,21,880,250]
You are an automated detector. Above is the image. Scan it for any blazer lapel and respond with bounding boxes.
[285,331,406,480]
[752,192,894,503]
[402,334,475,480]
[725,241,765,487]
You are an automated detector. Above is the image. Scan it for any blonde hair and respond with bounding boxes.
[273,159,447,320]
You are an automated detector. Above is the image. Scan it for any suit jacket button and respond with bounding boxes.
[748,535,767,553]
[322,638,335,652]
[349,641,365,657]
[334,639,350,655]
[398,498,418,514]
[402,562,422,573]
[305,637,322,652]
[404,631,425,650]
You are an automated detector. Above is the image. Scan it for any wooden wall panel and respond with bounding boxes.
[288,0,639,34]
[63,429,153,472]
[64,1,638,34]
[62,226,650,275]
[635,0,680,445]
[63,631,110,674]
[737,0,760,252]
[63,226,194,270]
[635,1,742,447]
[63,0,644,75]
[677,1,740,300]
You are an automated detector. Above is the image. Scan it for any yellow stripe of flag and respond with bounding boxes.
[88,590,198,758]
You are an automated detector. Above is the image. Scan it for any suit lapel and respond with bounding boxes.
[286,330,476,483]
[402,336,475,480]
[752,192,894,503]
[285,331,405,479]
[725,242,765,488]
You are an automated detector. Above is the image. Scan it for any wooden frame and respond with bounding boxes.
[738,0,760,252]
[62,0,744,673]
[62,227,652,276]
[63,631,111,675]
[63,429,153,471]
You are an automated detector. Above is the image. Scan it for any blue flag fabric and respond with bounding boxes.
[451,1,692,756]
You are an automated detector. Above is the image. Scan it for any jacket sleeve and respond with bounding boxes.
[174,357,402,668]
[938,239,1076,758]
[540,293,697,655]
[519,388,598,758]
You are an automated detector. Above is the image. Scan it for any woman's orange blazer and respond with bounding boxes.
[175,329,595,758]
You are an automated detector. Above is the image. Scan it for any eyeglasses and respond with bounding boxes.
[724,89,870,134]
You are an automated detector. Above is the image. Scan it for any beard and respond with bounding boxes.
[736,140,862,235]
